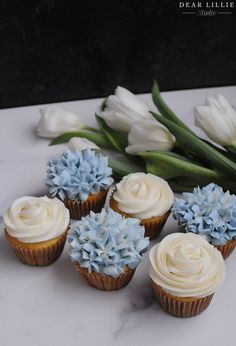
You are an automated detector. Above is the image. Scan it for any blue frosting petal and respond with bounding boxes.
[45,149,114,201]
[68,208,150,278]
[172,183,236,245]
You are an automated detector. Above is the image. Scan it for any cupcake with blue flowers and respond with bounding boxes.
[68,208,149,290]
[172,183,236,259]
[45,149,114,219]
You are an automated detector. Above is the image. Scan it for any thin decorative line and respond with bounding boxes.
[181,11,196,14]
[218,12,232,14]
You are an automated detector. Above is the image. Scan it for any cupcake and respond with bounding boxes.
[149,233,225,318]
[45,149,114,219]
[172,183,236,259]
[68,208,149,291]
[110,172,174,239]
[3,196,70,266]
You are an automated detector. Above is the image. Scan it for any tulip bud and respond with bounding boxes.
[100,86,152,132]
[68,137,99,151]
[37,106,83,138]
[194,95,236,146]
[125,119,175,155]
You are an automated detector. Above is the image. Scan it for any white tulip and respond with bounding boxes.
[194,95,236,146]
[68,137,99,151]
[125,119,175,155]
[100,86,152,132]
[37,106,83,138]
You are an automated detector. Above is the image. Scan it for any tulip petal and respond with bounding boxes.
[37,106,83,138]
[126,119,174,155]
[218,95,232,110]
[115,86,150,116]
[194,106,231,145]
[100,110,133,132]
[68,137,99,151]
[101,86,151,132]
[195,95,236,146]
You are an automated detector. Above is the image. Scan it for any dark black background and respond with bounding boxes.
[0,0,235,109]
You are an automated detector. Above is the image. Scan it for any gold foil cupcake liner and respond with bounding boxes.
[62,189,108,220]
[74,263,135,291]
[152,281,214,318]
[216,239,236,260]
[110,197,170,239]
[5,229,68,266]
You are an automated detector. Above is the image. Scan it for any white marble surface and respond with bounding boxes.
[1,86,236,346]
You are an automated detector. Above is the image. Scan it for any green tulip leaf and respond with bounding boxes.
[150,112,236,179]
[108,156,145,179]
[152,81,194,134]
[49,131,110,148]
[82,125,100,133]
[168,179,195,192]
[226,144,236,156]
[101,98,108,111]
[95,114,128,154]
[139,150,220,180]
[169,176,236,193]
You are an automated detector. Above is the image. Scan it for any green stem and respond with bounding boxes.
[108,156,145,180]
[226,144,236,156]
[170,176,236,193]
[102,98,108,111]
[95,114,128,153]
[152,81,195,135]
[82,125,100,133]
[139,150,220,180]
[168,180,195,193]
[49,131,111,148]
[150,112,236,179]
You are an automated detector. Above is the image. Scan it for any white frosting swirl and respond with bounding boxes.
[149,233,225,298]
[113,173,174,219]
[3,196,70,243]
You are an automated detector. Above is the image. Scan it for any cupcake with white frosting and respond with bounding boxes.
[110,172,174,238]
[149,233,225,317]
[3,196,70,266]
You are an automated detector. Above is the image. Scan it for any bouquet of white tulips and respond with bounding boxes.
[42,81,236,192]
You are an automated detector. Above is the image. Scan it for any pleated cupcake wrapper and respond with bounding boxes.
[62,190,107,220]
[216,239,236,260]
[140,210,171,239]
[5,230,67,266]
[109,196,170,239]
[74,263,135,291]
[152,282,214,318]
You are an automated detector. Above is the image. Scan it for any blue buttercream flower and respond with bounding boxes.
[45,149,113,201]
[68,208,149,278]
[172,183,236,245]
